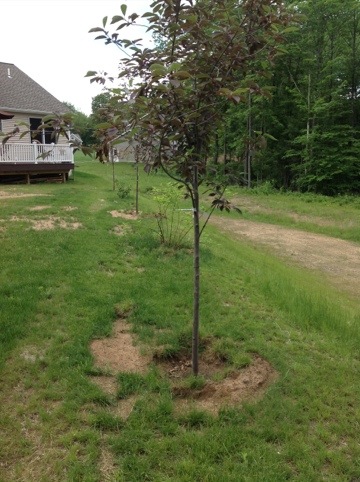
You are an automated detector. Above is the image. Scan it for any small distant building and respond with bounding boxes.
[0,62,74,183]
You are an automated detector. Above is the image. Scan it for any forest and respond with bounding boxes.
[220,0,360,195]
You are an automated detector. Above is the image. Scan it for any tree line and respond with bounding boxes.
[219,0,360,195]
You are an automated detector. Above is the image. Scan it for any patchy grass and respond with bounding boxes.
[0,154,359,480]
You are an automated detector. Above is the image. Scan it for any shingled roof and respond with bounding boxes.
[0,62,69,114]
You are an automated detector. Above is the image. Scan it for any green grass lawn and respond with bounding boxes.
[0,155,359,481]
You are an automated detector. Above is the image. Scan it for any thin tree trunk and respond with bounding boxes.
[213,132,219,164]
[350,9,358,127]
[135,162,139,214]
[305,73,311,173]
[192,164,200,376]
[135,147,139,214]
[247,92,252,188]
[110,146,116,191]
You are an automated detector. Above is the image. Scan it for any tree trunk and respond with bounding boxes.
[192,165,200,376]
[135,147,139,214]
[244,92,252,187]
[350,9,359,127]
[305,73,311,173]
[110,146,116,191]
[213,132,219,164]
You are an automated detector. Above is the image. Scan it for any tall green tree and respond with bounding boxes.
[259,0,360,193]
[63,102,97,146]
[213,0,360,194]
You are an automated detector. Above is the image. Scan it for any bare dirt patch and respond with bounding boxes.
[90,319,150,419]
[28,205,51,212]
[90,319,277,415]
[90,320,150,374]
[20,346,45,364]
[91,376,118,395]
[111,224,129,236]
[109,210,139,220]
[211,216,360,299]
[173,356,277,415]
[9,215,82,230]
[157,349,277,415]
[0,191,50,200]
[98,442,118,482]
[31,217,82,231]
[62,206,78,212]
[111,395,138,420]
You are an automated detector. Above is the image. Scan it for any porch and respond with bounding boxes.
[0,143,74,184]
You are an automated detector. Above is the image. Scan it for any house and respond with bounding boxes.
[0,62,74,183]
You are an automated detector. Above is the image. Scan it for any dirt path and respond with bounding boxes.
[210,217,360,300]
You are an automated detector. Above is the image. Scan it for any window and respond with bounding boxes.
[29,118,55,144]
[29,118,42,143]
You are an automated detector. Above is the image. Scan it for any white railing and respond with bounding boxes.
[0,143,74,163]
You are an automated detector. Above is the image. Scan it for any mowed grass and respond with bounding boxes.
[0,154,359,481]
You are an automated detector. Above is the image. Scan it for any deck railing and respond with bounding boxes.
[0,143,74,163]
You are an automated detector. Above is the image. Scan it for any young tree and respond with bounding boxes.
[90,0,294,375]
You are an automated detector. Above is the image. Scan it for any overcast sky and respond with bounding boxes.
[1,0,151,115]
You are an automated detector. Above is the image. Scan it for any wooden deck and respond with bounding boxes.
[0,162,74,184]
[0,143,74,184]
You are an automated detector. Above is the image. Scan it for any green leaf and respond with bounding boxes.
[102,16,108,28]
[121,4,127,16]
[232,88,249,95]
[172,70,191,80]
[264,133,277,141]
[88,27,105,33]
[218,87,232,96]
[282,26,298,34]
[111,15,124,24]
[41,115,54,123]
[169,62,182,72]
[150,63,167,76]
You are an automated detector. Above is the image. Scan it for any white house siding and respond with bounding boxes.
[1,114,29,143]
[1,113,69,145]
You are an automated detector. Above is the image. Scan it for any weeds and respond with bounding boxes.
[116,183,131,199]
[152,183,192,248]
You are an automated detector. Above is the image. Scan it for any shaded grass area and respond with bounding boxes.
[0,156,359,480]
